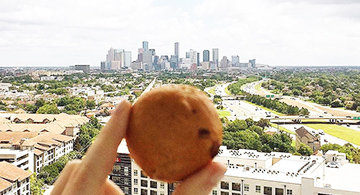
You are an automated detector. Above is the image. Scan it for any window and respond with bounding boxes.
[160,192,164,195]
[141,189,147,195]
[232,182,241,191]
[275,188,284,195]
[112,176,121,183]
[134,188,138,194]
[124,167,129,176]
[141,180,148,187]
[124,187,129,194]
[134,179,138,185]
[141,171,147,178]
[264,186,272,195]
[212,190,217,195]
[256,185,261,193]
[287,189,293,195]
[150,181,157,188]
[221,181,229,189]
[150,190,157,195]
[160,182,165,189]
[221,192,229,195]
[232,193,240,195]
[134,170,138,176]
[113,165,121,173]
[244,184,249,192]
[124,178,130,185]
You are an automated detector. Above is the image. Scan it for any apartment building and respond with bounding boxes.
[0,162,31,195]
[0,131,74,173]
[0,149,33,171]
[111,141,360,195]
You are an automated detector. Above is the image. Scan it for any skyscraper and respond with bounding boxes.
[174,42,179,69]
[142,41,149,51]
[124,51,132,67]
[197,52,200,66]
[174,42,179,57]
[232,55,240,67]
[212,48,219,66]
[249,59,256,68]
[203,50,210,62]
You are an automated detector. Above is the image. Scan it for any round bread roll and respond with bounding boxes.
[125,84,223,182]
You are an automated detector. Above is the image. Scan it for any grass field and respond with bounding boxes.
[245,101,286,116]
[208,87,216,95]
[305,124,360,146]
[270,123,295,134]
[217,110,231,118]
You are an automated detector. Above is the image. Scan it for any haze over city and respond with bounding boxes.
[1,0,360,66]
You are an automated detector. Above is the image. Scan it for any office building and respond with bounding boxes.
[174,42,179,58]
[111,141,360,195]
[74,65,90,74]
[203,50,210,62]
[170,55,178,70]
[196,52,200,66]
[142,50,153,71]
[106,48,129,70]
[212,48,219,66]
[124,51,132,67]
[249,59,256,68]
[142,41,149,51]
[100,61,106,70]
[220,56,230,70]
[174,42,179,69]
[231,56,240,67]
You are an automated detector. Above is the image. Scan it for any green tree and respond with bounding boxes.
[86,100,96,110]
[298,143,313,156]
[30,173,44,195]
[25,104,37,113]
[37,104,60,114]
[256,118,270,129]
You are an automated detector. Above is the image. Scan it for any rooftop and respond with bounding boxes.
[0,162,32,182]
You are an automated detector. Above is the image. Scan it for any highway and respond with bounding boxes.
[216,82,360,147]
[243,79,360,117]
[215,84,276,121]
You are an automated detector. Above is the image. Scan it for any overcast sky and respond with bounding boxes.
[0,0,360,66]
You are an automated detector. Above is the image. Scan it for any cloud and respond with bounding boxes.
[0,0,359,66]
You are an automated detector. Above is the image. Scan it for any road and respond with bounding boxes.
[142,78,157,95]
[244,79,360,117]
[214,83,276,121]
[280,124,359,147]
[220,81,360,147]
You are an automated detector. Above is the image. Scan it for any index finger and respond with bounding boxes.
[81,100,131,183]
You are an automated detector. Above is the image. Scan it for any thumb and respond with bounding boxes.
[173,162,227,195]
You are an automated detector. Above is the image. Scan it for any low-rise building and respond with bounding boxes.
[0,162,31,195]
[0,131,74,173]
[295,126,321,152]
[111,141,360,195]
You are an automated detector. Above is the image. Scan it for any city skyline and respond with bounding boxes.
[1,0,360,66]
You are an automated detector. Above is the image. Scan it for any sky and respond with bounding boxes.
[0,0,360,66]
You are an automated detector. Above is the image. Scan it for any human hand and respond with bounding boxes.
[51,100,226,195]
